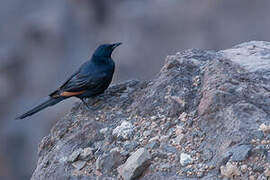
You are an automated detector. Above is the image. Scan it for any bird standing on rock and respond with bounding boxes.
[16,42,122,119]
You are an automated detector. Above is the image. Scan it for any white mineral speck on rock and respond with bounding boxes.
[100,127,108,134]
[113,121,134,140]
[180,153,193,166]
[179,112,188,122]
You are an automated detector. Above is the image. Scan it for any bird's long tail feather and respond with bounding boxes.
[16,96,65,120]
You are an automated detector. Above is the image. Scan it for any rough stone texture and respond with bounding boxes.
[118,148,151,180]
[96,150,126,173]
[180,153,193,166]
[220,162,240,178]
[112,120,134,141]
[229,144,252,162]
[32,41,270,180]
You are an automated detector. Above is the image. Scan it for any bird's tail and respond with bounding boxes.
[16,96,65,120]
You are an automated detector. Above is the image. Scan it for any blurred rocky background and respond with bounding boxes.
[1,0,270,179]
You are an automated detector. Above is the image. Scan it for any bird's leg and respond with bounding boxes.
[81,98,90,110]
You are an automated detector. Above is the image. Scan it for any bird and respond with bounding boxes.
[16,42,122,120]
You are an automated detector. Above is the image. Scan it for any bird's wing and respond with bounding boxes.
[60,73,95,92]
[49,71,80,97]
[50,71,105,98]
[59,71,79,89]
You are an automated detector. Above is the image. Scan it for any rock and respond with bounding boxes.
[202,148,213,162]
[68,148,83,162]
[220,162,240,178]
[161,144,178,153]
[149,136,159,143]
[31,42,270,179]
[252,165,265,173]
[267,152,270,163]
[94,148,104,159]
[220,41,270,72]
[118,148,151,180]
[72,160,86,170]
[159,135,169,143]
[230,144,252,161]
[143,130,151,137]
[112,121,134,141]
[140,172,180,180]
[196,171,204,178]
[258,175,268,180]
[240,164,248,173]
[266,134,270,140]
[180,153,193,166]
[179,112,188,122]
[96,150,126,173]
[100,127,109,134]
[160,163,170,170]
[259,123,270,134]
[152,151,168,159]
[172,134,186,145]
[251,145,268,157]
[175,125,184,136]
[79,147,93,160]
[264,168,270,177]
[146,140,159,149]
[147,136,160,149]
[123,141,139,153]
[252,130,264,140]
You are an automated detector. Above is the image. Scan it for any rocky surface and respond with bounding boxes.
[31,41,270,180]
[118,148,151,180]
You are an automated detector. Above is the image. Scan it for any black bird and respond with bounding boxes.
[16,42,122,119]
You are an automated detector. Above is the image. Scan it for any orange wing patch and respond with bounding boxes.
[60,91,86,97]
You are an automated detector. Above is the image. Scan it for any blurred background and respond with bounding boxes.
[1,0,270,179]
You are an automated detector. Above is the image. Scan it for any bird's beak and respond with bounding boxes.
[111,42,122,49]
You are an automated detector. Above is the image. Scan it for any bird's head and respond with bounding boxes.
[93,42,122,58]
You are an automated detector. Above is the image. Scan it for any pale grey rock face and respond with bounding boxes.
[118,148,151,180]
[220,41,270,73]
[31,41,270,180]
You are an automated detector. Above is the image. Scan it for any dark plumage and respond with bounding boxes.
[16,42,122,119]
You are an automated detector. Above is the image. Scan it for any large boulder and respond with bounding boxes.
[32,41,270,180]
